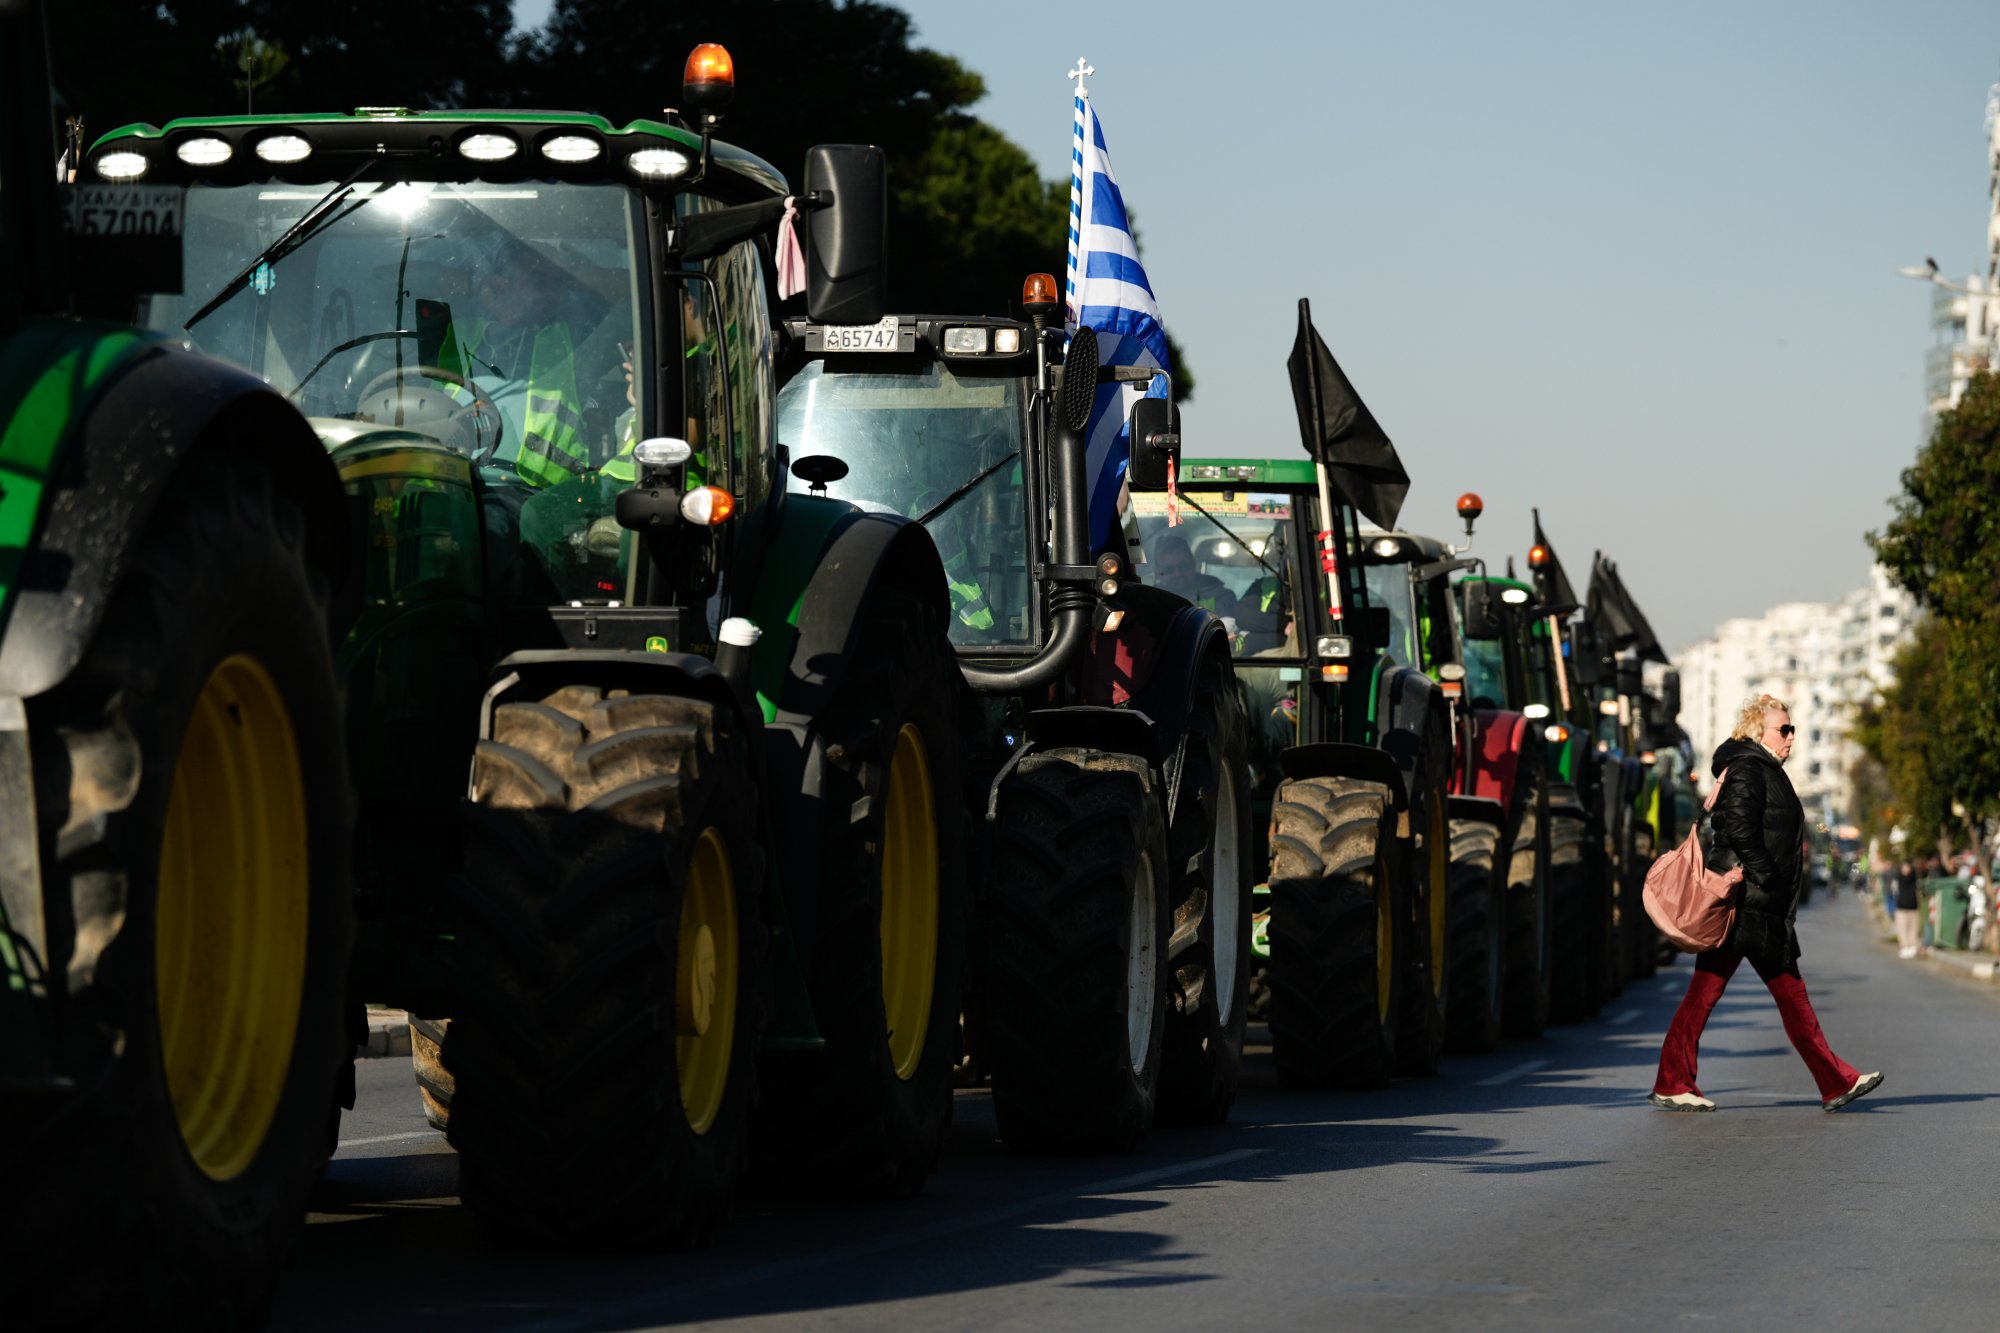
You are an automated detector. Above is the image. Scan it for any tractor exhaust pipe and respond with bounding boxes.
[959,325,1100,694]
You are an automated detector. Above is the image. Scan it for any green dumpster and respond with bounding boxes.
[1925,877,1970,950]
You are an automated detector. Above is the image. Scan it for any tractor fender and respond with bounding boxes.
[474,649,741,741]
[1465,707,1530,814]
[1121,595,1234,819]
[1374,661,1453,815]
[743,495,950,728]
[1019,705,1165,774]
[1278,741,1410,813]
[0,341,354,699]
[1546,780,1590,823]
[1447,793,1507,831]
[738,495,951,1023]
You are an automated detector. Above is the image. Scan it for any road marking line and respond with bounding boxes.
[506,1146,1270,1332]
[1475,1059,1549,1086]
[336,1130,439,1149]
[1609,1008,1641,1024]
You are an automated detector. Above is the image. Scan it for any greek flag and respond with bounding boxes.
[1067,81,1171,552]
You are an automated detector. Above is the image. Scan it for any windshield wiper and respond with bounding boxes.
[183,156,379,333]
[914,450,1019,528]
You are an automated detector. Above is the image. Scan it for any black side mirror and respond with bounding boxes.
[1662,669,1682,719]
[803,144,886,325]
[1126,396,1180,491]
[1460,581,1502,640]
[414,298,452,370]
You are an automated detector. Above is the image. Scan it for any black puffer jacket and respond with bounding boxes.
[1708,737,1805,968]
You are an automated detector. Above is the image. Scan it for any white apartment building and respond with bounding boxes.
[1921,83,2000,419]
[1675,566,1916,823]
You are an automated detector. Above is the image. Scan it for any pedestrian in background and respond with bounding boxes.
[1651,695,1884,1113]
[1894,859,1922,958]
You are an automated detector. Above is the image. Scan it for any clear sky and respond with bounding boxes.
[522,1,2000,650]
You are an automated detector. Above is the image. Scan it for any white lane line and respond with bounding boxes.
[1475,1058,1549,1087]
[336,1130,439,1149]
[506,1146,1269,1333]
[1609,1008,1641,1025]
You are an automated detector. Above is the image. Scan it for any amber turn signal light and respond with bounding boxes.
[1528,543,1550,569]
[680,485,736,526]
[683,43,735,112]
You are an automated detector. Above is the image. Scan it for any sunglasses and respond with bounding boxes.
[1770,724,1796,738]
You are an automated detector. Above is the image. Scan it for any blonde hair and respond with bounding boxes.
[1731,693,1790,742]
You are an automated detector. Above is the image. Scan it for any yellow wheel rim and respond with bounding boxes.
[155,654,310,1182]
[676,828,738,1135]
[879,724,939,1081]
[1375,834,1394,1025]
[1429,798,1448,998]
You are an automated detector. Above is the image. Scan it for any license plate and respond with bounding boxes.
[63,185,186,237]
[819,316,902,352]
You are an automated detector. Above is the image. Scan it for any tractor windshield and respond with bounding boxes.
[777,359,1029,646]
[149,180,646,474]
[145,179,652,606]
[1129,491,1299,657]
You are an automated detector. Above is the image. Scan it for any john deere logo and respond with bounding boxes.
[645,636,670,653]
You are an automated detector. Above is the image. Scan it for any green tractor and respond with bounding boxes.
[35,38,979,1298]
[1575,551,1675,985]
[3,3,358,1324]
[1152,302,1457,1088]
[774,282,1252,1146]
[1346,506,1522,1053]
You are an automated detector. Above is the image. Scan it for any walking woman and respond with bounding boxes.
[1651,695,1883,1112]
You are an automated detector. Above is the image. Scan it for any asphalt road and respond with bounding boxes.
[278,892,2000,1331]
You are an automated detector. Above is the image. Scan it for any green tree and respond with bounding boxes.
[1867,369,2000,929]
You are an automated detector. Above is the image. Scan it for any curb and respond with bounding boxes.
[357,1007,411,1059]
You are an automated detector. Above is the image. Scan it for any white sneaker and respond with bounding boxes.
[1898,947,1917,959]
[1823,1071,1884,1112]
[1648,1091,1717,1112]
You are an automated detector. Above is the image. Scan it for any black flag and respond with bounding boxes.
[1587,553,1668,664]
[1530,508,1579,609]
[1287,298,1409,530]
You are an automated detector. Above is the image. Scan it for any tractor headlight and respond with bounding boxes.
[943,327,990,355]
[628,148,693,179]
[254,135,312,164]
[94,151,149,181]
[459,133,520,162]
[175,137,233,167]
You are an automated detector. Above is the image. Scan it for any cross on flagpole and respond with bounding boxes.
[1068,57,1093,98]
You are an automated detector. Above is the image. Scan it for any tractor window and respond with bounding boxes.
[709,239,773,506]
[777,359,1030,646]
[1129,491,1299,657]
[1360,561,1419,666]
[1462,635,1508,711]
[674,273,730,490]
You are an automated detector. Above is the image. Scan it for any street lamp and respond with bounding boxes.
[1895,257,1993,298]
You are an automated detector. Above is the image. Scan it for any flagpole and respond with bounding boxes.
[1299,300,1344,628]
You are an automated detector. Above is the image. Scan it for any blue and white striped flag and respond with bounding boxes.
[1066,77,1171,552]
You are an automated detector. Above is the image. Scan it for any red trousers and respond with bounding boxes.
[1653,948,1859,1102]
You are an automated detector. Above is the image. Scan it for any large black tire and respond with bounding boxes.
[1547,812,1592,1024]
[1502,803,1552,1038]
[1443,817,1506,1052]
[1394,782,1449,1077]
[978,749,1170,1153]
[1267,776,1399,1089]
[10,456,352,1329]
[410,1015,452,1132]
[755,591,968,1196]
[444,687,764,1249]
[1155,660,1253,1125]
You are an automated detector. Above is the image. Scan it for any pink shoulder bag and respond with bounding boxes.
[1642,768,1740,953]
